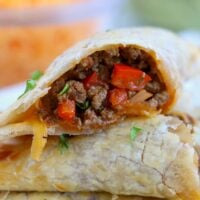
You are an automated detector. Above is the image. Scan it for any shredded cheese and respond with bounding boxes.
[28,117,47,161]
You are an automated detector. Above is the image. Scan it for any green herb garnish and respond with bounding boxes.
[18,70,43,99]
[130,126,142,141]
[31,70,43,80]
[18,80,36,99]
[58,134,69,154]
[58,84,70,96]
[77,100,90,110]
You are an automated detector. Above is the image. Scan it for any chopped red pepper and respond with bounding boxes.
[83,72,100,89]
[111,64,152,91]
[109,88,128,106]
[57,99,76,121]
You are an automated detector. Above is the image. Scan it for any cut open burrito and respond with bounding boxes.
[0,27,198,160]
[0,28,200,200]
[0,28,194,134]
[0,115,199,200]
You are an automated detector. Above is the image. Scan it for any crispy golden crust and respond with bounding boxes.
[0,115,199,200]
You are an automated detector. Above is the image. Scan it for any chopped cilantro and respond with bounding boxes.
[58,84,70,96]
[31,70,43,80]
[58,134,69,154]
[18,70,43,99]
[18,80,36,99]
[130,126,142,141]
[77,100,90,110]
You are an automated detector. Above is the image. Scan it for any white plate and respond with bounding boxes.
[0,83,25,111]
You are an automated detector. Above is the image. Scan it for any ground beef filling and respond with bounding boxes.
[39,47,168,130]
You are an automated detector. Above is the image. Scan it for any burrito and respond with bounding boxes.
[0,27,193,133]
[0,28,199,199]
[0,192,164,200]
[0,28,196,159]
[173,46,200,119]
[0,115,199,200]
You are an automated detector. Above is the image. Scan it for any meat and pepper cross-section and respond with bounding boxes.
[0,28,194,161]
[0,27,189,140]
[39,47,169,131]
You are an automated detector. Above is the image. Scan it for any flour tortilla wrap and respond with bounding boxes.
[0,192,164,200]
[172,44,200,119]
[0,27,193,139]
[0,115,199,200]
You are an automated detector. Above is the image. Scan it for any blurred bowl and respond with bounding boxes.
[0,0,117,87]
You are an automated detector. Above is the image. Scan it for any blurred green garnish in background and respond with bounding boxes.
[127,0,200,31]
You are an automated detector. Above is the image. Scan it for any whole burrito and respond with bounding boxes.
[0,192,164,200]
[0,115,199,200]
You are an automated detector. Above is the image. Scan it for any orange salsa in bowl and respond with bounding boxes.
[0,0,111,87]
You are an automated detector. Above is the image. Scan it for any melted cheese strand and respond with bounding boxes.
[29,118,47,161]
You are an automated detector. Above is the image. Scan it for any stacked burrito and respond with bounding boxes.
[0,28,200,200]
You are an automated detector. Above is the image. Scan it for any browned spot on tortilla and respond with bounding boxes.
[170,112,196,126]
[0,150,13,160]
[0,136,32,161]
[54,184,67,192]
[0,147,21,161]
